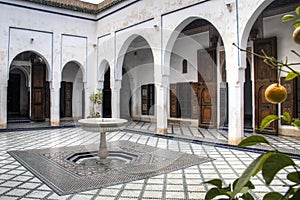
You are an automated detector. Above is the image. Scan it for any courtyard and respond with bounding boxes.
[0,122,299,199]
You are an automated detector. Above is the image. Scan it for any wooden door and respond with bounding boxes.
[197,48,217,127]
[31,64,45,121]
[254,37,277,134]
[60,81,73,118]
[7,74,20,113]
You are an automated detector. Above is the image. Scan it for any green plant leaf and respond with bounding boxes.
[205,188,229,200]
[296,6,300,16]
[238,135,270,147]
[241,193,255,200]
[233,179,255,194]
[292,119,300,130]
[282,14,296,22]
[282,112,291,123]
[262,153,295,185]
[286,71,300,81]
[294,20,300,29]
[203,179,223,189]
[287,172,300,184]
[263,192,284,200]
[232,152,273,198]
[260,115,279,131]
[290,188,300,200]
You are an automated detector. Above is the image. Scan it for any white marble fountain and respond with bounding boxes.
[78,118,128,164]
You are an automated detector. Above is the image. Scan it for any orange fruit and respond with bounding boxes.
[265,83,287,104]
[293,27,300,44]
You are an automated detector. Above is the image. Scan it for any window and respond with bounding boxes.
[182,59,187,74]
[141,84,155,115]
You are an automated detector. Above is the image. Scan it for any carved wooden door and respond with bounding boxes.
[254,37,278,134]
[31,63,45,121]
[60,81,73,118]
[197,48,217,127]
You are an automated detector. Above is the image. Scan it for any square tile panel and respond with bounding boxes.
[8,140,212,196]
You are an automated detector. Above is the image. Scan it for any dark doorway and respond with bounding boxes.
[244,59,253,129]
[102,69,111,118]
[7,74,21,114]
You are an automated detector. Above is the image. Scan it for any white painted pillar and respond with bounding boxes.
[111,79,121,118]
[0,84,7,128]
[50,82,60,126]
[156,76,169,134]
[83,82,90,118]
[227,67,245,145]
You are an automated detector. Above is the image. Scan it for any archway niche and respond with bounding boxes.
[61,61,84,120]
[120,36,155,121]
[8,51,50,122]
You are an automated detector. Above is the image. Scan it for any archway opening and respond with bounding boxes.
[61,61,84,120]
[244,0,299,134]
[120,36,154,121]
[169,18,227,128]
[102,67,111,118]
[8,51,50,122]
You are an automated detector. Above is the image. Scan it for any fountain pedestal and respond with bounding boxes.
[78,118,127,164]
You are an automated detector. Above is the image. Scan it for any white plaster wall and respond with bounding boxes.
[263,13,300,74]
[170,32,209,84]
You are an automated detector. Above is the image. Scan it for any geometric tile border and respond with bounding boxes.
[8,140,213,195]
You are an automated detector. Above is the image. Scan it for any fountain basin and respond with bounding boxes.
[78,118,128,132]
[78,118,128,164]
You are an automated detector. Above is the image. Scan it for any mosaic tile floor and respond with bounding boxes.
[0,123,299,199]
[8,140,212,195]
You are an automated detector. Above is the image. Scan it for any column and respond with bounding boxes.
[156,76,169,134]
[227,67,245,145]
[0,84,7,128]
[111,79,121,118]
[50,82,60,126]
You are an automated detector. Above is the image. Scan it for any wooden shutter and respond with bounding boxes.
[141,85,149,115]
[170,84,179,117]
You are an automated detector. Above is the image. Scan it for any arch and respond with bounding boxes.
[61,60,85,83]
[98,59,110,82]
[240,0,274,50]
[61,61,84,119]
[116,34,154,80]
[9,50,51,81]
[163,16,224,75]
